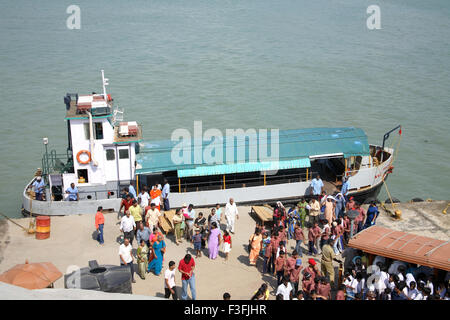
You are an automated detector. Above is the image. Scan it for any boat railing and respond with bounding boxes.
[176,171,318,193]
[42,149,74,178]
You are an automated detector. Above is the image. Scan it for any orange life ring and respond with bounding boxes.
[76,150,91,164]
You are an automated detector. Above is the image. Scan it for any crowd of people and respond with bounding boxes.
[244,175,449,300]
[93,177,449,300]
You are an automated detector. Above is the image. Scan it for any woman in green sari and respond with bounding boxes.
[137,239,149,280]
[172,208,184,245]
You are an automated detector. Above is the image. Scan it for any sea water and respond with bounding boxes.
[0,0,449,218]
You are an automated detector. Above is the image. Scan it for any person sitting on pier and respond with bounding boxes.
[65,182,79,201]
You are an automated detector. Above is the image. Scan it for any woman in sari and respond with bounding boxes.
[172,208,183,245]
[249,228,263,266]
[148,234,166,275]
[208,222,221,260]
[137,239,149,280]
[150,185,162,211]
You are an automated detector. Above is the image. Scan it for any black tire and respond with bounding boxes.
[385,197,400,204]
[363,197,380,205]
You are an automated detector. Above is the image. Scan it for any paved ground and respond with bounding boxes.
[0,206,311,299]
[376,200,449,241]
[0,200,448,299]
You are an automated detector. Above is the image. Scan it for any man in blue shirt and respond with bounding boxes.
[341,177,350,199]
[136,223,151,248]
[128,183,137,199]
[363,202,379,229]
[310,174,324,196]
[65,183,79,201]
[162,179,170,211]
[32,176,45,201]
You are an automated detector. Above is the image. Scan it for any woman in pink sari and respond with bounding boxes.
[208,222,221,259]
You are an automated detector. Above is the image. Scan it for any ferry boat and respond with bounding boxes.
[22,72,401,216]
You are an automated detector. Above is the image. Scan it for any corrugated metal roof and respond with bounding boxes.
[136,127,369,175]
[347,226,450,271]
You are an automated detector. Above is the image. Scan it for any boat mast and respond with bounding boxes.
[101,70,109,100]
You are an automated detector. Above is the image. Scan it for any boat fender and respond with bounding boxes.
[385,197,400,204]
[76,150,91,164]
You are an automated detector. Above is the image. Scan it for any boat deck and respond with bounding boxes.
[113,125,143,144]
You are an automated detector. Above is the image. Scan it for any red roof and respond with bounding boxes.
[347,226,450,271]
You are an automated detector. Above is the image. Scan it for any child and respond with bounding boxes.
[278,225,287,247]
[335,284,346,300]
[308,223,317,255]
[192,228,203,258]
[222,230,232,261]
[275,250,287,286]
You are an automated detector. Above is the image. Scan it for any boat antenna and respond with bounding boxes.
[101,70,109,100]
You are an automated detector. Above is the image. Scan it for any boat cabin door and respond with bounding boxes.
[117,145,132,182]
[104,146,118,182]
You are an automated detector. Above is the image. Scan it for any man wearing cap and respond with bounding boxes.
[31,176,45,201]
[302,272,314,297]
[320,238,342,287]
[304,258,321,283]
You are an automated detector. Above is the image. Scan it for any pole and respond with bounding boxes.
[264,171,266,186]
[350,219,355,239]
[223,175,226,190]
[178,178,181,193]
[101,70,107,100]
[136,175,139,195]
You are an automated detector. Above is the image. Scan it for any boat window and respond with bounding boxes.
[106,149,115,161]
[77,169,88,183]
[83,122,103,140]
[119,149,129,159]
[95,122,103,140]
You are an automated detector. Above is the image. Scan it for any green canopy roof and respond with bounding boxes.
[136,127,369,177]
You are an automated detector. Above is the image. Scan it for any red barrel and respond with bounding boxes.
[35,216,51,240]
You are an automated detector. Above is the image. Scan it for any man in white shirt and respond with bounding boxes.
[120,210,136,245]
[164,261,178,300]
[162,179,170,211]
[406,281,420,300]
[138,187,150,210]
[225,198,239,234]
[119,237,136,283]
[276,276,293,300]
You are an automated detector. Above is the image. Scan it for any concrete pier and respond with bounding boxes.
[0,200,448,299]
